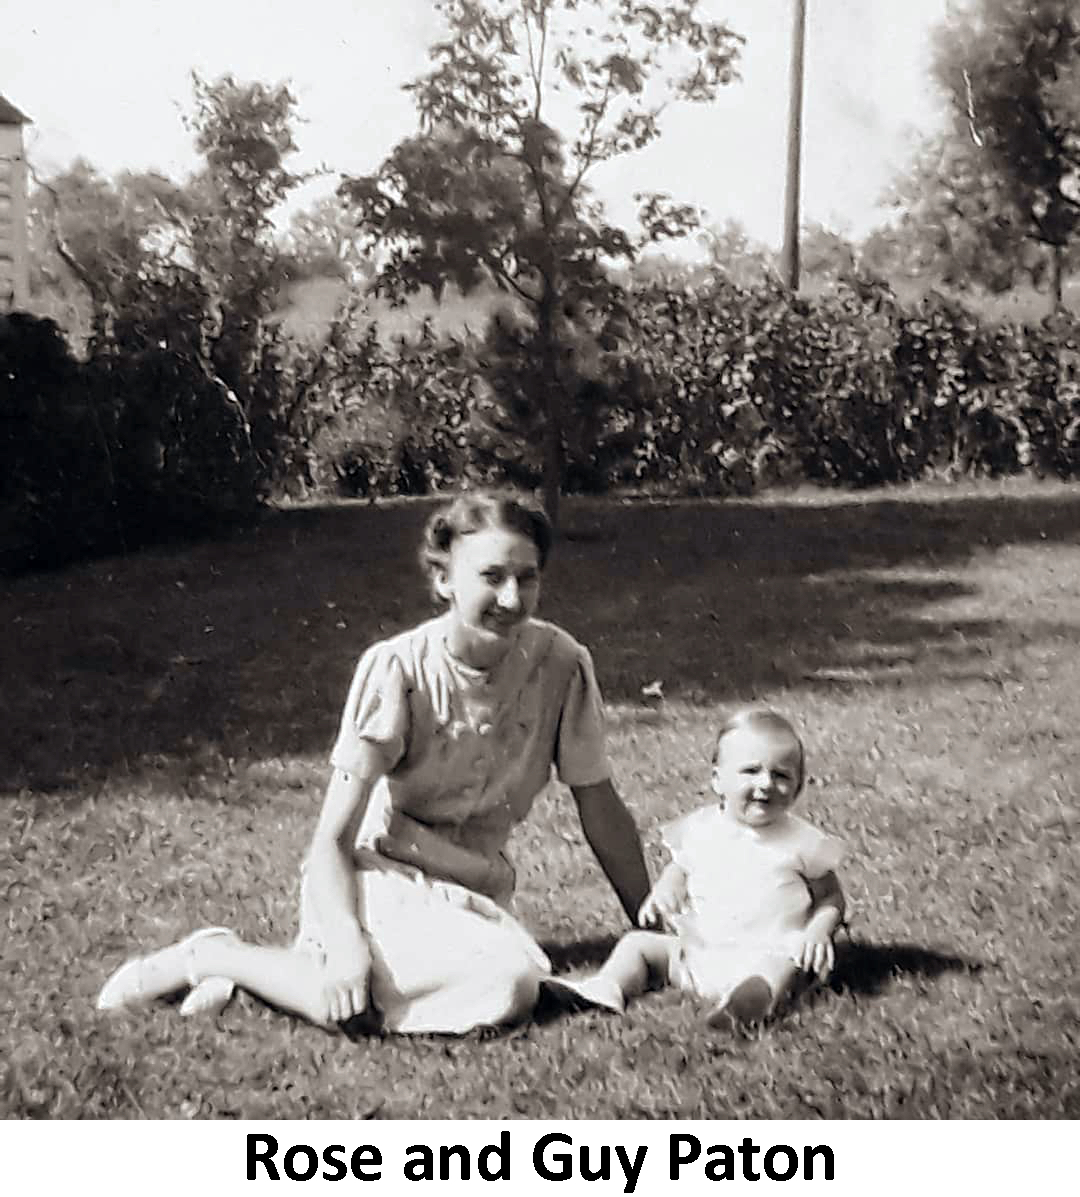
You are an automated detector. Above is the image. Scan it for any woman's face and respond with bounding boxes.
[436,525,541,665]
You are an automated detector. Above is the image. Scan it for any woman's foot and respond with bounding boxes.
[179,975,236,1017]
[96,928,234,1012]
[706,975,774,1028]
[544,974,626,1013]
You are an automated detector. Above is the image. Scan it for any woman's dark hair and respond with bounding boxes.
[711,707,806,795]
[419,489,553,591]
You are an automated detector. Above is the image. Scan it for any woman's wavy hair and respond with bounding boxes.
[419,489,553,599]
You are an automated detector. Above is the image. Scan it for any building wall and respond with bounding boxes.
[0,122,29,311]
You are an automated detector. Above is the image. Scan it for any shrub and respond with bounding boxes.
[0,314,261,573]
[8,275,1080,575]
[91,347,260,537]
[622,277,1080,495]
[0,313,119,571]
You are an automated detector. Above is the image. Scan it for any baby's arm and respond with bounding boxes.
[794,870,845,981]
[637,861,689,930]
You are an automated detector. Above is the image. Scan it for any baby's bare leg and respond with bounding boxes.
[548,931,678,1012]
[599,930,679,998]
[756,953,802,1012]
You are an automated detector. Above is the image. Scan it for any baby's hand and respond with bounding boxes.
[791,927,835,983]
[637,868,687,930]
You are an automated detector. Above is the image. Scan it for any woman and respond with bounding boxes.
[97,489,650,1034]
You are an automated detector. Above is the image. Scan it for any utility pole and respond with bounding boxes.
[780,0,806,292]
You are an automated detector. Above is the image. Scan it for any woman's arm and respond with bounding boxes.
[302,741,388,1021]
[569,779,652,923]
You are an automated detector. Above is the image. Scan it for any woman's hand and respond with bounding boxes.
[321,930,372,1024]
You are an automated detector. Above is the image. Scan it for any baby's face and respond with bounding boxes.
[712,724,802,829]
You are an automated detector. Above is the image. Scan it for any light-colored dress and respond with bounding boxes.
[298,612,611,1033]
[663,804,845,1003]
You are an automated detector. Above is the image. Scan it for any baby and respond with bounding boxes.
[550,708,846,1026]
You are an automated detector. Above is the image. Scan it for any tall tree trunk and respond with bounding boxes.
[537,291,562,529]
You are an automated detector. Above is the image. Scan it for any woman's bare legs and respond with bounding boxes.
[97,931,336,1026]
[188,937,336,1025]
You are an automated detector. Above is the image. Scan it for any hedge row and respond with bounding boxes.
[1,313,256,573]
[318,277,1080,500]
[4,277,1080,573]
[620,278,1080,494]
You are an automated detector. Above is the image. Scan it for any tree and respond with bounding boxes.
[799,221,857,284]
[931,0,1080,307]
[182,73,305,400]
[340,0,742,524]
[27,160,195,351]
[28,76,336,504]
[879,131,1054,293]
[698,218,774,288]
[286,192,374,284]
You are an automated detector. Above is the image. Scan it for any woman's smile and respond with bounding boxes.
[437,526,541,666]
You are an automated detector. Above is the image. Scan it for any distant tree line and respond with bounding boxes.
[4,0,1080,573]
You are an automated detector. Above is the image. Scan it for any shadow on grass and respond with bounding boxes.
[529,937,982,1029]
[830,938,980,997]
[5,486,1080,791]
[540,934,623,973]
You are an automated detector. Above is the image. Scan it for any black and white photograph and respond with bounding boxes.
[2,0,1076,1153]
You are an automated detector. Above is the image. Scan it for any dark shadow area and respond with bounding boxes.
[4,486,1079,791]
[829,938,980,998]
[530,937,982,1028]
[540,934,622,973]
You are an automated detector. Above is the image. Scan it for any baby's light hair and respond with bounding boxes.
[711,707,806,796]
[419,488,552,599]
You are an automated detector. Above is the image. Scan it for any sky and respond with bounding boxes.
[2,0,953,254]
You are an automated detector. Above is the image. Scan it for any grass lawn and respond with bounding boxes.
[2,480,1078,1119]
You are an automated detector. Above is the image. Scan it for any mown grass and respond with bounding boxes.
[2,481,1078,1118]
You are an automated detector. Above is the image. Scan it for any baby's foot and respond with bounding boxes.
[545,974,626,1014]
[707,975,774,1029]
[96,927,234,1012]
[179,975,236,1017]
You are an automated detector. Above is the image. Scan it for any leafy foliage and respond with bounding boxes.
[0,313,116,570]
[623,276,1080,491]
[312,318,478,498]
[14,74,368,562]
[0,312,260,573]
[886,0,1080,302]
[339,0,742,522]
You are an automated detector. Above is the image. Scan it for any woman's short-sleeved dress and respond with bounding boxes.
[298,613,611,1032]
[663,804,845,1002]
